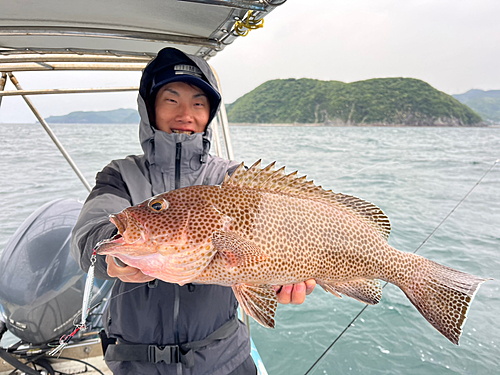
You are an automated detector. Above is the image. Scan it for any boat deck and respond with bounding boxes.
[0,338,111,375]
[1,335,267,374]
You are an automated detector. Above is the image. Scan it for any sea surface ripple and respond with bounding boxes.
[0,124,499,374]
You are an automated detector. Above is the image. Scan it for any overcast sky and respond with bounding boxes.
[1,0,499,123]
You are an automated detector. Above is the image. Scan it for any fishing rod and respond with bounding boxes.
[304,158,499,375]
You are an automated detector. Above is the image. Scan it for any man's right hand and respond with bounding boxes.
[105,255,155,283]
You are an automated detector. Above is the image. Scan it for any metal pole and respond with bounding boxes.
[0,86,138,96]
[218,97,235,160]
[210,68,235,160]
[7,72,92,192]
[0,54,151,64]
[0,26,220,49]
[211,115,223,158]
[1,63,146,72]
[0,72,6,108]
[178,0,266,11]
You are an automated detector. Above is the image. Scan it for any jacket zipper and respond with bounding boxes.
[174,143,182,374]
[173,284,182,374]
[173,284,180,344]
[175,142,182,190]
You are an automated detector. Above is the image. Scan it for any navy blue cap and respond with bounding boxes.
[150,64,221,113]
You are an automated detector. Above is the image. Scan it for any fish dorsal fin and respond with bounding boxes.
[331,193,391,240]
[223,161,391,240]
[223,162,246,184]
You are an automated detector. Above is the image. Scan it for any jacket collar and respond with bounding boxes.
[137,95,213,191]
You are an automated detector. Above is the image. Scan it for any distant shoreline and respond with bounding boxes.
[0,122,498,127]
[228,122,496,128]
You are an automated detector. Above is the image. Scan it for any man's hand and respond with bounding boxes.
[105,255,155,283]
[273,279,316,304]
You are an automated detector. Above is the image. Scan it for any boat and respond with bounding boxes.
[0,1,284,373]
[2,2,498,374]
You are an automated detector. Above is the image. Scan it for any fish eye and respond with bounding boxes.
[149,198,169,212]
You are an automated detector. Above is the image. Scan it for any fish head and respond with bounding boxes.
[95,187,227,284]
[95,191,192,255]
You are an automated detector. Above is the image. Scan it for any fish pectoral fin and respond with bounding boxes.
[212,231,268,268]
[232,284,277,329]
[321,279,382,305]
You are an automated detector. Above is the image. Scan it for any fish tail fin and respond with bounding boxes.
[400,257,487,345]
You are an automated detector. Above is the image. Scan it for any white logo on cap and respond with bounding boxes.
[174,64,203,78]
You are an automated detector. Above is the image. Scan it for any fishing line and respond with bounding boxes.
[304,158,499,375]
[49,281,147,356]
[104,283,147,302]
[83,283,147,322]
[411,158,498,255]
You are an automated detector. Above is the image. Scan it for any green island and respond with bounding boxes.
[227,78,485,126]
[45,108,140,124]
[44,79,500,126]
[452,89,500,124]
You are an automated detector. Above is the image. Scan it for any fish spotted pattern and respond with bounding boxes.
[96,161,487,345]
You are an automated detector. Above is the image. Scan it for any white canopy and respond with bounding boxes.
[0,0,283,70]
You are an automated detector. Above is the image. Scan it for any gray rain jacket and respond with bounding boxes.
[70,52,248,375]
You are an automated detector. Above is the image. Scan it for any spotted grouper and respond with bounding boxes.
[96,161,487,345]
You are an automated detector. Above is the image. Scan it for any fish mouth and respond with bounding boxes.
[94,231,124,255]
[172,129,194,135]
[95,211,145,255]
[110,213,126,233]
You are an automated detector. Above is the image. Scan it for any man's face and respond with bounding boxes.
[154,81,210,134]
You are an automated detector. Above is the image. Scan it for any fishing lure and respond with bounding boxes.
[49,249,96,356]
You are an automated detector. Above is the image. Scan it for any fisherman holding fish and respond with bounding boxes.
[71,47,315,375]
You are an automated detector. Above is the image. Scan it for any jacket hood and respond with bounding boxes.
[139,47,221,129]
[137,48,217,184]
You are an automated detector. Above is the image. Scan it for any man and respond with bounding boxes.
[71,47,315,375]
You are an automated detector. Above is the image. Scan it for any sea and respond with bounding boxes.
[0,123,499,375]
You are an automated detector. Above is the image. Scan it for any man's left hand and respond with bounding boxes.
[273,279,316,305]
